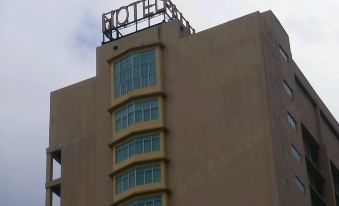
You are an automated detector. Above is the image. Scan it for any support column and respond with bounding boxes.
[45,188,52,206]
[46,153,52,182]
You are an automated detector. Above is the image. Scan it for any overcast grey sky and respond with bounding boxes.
[0,0,338,205]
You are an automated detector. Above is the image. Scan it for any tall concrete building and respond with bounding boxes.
[45,2,339,206]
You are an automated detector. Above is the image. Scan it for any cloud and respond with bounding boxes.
[0,0,338,205]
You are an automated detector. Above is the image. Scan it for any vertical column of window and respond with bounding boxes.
[135,102,143,123]
[283,81,293,98]
[151,99,159,120]
[115,63,121,97]
[331,163,339,206]
[123,175,129,192]
[126,196,162,206]
[133,54,141,90]
[141,51,149,88]
[116,147,123,163]
[116,111,122,132]
[116,142,129,163]
[122,145,128,162]
[128,104,135,126]
[145,166,153,184]
[152,134,160,151]
[115,99,159,132]
[129,140,135,159]
[135,138,144,154]
[154,196,162,206]
[143,101,151,121]
[114,49,157,98]
[122,108,128,130]
[144,136,152,153]
[279,46,289,62]
[287,113,297,130]
[294,176,305,193]
[115,134,161,163]
[153,165,161,182]
[291,145,302,163]
[136,167,145,186]
[121,59,127,95]
[116,165,161,194]
[129,170,136,190]
[116,176,123,194]
[126,56,133,92]
[148,49,156,86]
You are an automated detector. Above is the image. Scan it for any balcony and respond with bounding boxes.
[331,162,339,206]
[310,184,327,206]
[306,155,325,198]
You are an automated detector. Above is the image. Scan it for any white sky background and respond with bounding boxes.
[0,0,338,205]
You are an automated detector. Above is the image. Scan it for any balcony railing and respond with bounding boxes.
[306,156,325,191]
[310,184,327,206]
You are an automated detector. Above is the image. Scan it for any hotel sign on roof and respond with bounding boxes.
[102,0,195,44]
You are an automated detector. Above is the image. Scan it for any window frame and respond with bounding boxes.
[283,80,293,98]
[115,164,162,194]
[115,133,161,164]
[279,46,289,63]
[291,145,302,163]
[124,195,162,206]
[115,98,160,132]
[294,176,305,193]
[287,112,297,130]
[113,48,157,98]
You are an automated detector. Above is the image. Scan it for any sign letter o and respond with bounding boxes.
[116,6,129,26]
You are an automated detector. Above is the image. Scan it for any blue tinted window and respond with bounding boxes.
[135,139,143,154]
[128,105,135,125]
[291,145,301,163]
[115,99,159,132]
[144,137,152,153]
[114,49,156,97]
[135,103,143,123]
[122,109,128,129]
[116,164,161,194]
[283,81,293,98]
[136,168,144,186]
[129,171,135,188]
[153,165,161,182]
[116,149,123,162]
[279,46,289,62]
[126,196,162,206]
[123,176,128,191]
[144,168,153,184]
[151,99,159,119]
[154,197,162,206]
[294,176,305,193]
[288,113,297,130]
[129,141,135,157]
[143,101,151,121]
[115,133,160,164]
[116,177,123,193]
[152,136,160,151]
[116,111,122,131]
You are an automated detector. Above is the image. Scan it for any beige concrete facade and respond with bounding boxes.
[46,11,339,206]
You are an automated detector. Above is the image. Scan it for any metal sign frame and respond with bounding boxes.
[102,0,195,44]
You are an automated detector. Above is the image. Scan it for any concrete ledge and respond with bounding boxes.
[45,178,61,189]
[108,91,167,113]
[108,157,170,178]
[108,126,168,148]
[110,187,171,206]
